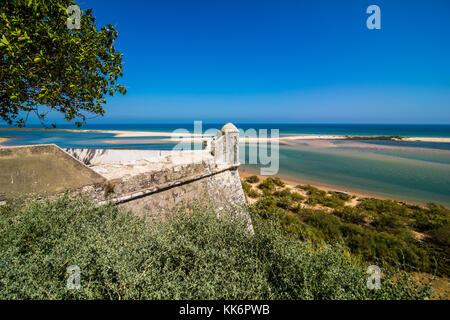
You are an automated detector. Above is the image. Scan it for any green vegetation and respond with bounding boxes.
[241,180,252,194]
[247,188,260,199]
[296,185,347,208]
[0,195,432,299]
[244,180,450,278]
[0,0,126,127]
[258,178,275,191]
[245,175,260,183]
[257,177,285,193]
[344,136,403,141]
[272,177,285,187]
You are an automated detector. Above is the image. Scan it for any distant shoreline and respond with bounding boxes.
[0,137,8,147]
[1,128,450,143]
[238,168,433,207]
[1,128,447,207]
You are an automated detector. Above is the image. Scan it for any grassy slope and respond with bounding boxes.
[0,195,433,300]
[242,176,449,298]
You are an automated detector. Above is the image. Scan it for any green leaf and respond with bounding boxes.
[0,0,125,128]
[1,35,9,45]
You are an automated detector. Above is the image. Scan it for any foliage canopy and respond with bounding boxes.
[0,196,432,299]
[0,0,126,127]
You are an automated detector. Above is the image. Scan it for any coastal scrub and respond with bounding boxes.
[0,195,431,299]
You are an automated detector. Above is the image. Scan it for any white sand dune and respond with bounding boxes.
[1,128,450,143]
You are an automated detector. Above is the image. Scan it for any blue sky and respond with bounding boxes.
[47,1,450,123]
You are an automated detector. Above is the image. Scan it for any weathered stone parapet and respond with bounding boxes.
[0,123,252,231]
[0,144,105,201]
[97,162,239,206]
[210,123,240,166]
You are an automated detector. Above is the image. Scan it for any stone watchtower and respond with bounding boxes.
[210,123,240,166]
[1,123,252,232]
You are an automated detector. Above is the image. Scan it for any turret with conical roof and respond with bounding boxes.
[221,123,239,134]
[210,123,240,166]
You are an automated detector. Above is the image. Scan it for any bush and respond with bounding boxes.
[413,203,450,231]
[290,192,305,203]
[304,211,343,242]
[333,207,367,225]
[272,177,285,187]
[357,199,408,217]
[428,226,450,247]
[241,180,252,194]
[295,185,346,208]
[273,188,291,198]
[0,196,431,300]
[252,196,287,219]
[297,185,324,195]
[345,230,429,272]
[276,196,293,210]
[306,192,345,209]
[258,179,275,191]
[281,214,324,243]
[372,211,403,230]
[246,175,260,184]
[328,191,352,201]
[247,189,260,199]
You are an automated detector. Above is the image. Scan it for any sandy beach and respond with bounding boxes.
[238,168,421,205]
[1,128,450,143]
[401,137,450,143]
[0,137,10,147]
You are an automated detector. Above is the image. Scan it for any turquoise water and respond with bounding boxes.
[1,123,450,206]
[2,123,450,137]
[272,144,450,206]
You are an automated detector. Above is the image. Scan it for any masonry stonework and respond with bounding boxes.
[1,123,252,230]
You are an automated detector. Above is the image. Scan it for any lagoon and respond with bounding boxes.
[1,123,450,206]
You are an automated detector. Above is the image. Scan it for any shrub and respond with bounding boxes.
[304,211,343,242]
[258,177,285,190]
[281,213,305,235]
[372,212,403,230]
[246,175,260,184]
[291,192,305,203]
[241,180,252,194]
[306,191,345,209]
[290,203,302,214]
[357,199,408,217]
[413,203,450,231]
[258,179,275,191]
[252,196,287,219]
[297,185,324,195]
[247,189,260,199]
[0,196,432,300]
[328,191,352,201]
[345,230,430,273]
[339,223,365,238]
[428,226,450,247]
[273,188,291,198]
[272,177,285,187]
[281,214,324,243]
[276,196,293,210]
[333,206,367,225]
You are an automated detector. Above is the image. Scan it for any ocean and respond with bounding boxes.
[1,123,450,207]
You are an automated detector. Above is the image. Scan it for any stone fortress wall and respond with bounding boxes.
[0,123,251,229]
